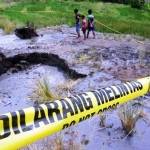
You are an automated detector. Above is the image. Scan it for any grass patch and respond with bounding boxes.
[0,15,16,33]
[118,102,142,135]
[56,79,80,97]
[0,0,150,37]
[30,77,79,102]
[30,77,60,102]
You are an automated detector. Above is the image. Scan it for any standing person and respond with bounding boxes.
[87,9,95,39]
[81,15,87,40]
[74,8,81,38]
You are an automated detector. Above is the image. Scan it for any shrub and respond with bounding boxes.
[100,0,145,9]
[131,0,145,9]
[101,0,128,3]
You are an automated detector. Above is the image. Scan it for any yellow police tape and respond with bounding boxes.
[0,77,150,150]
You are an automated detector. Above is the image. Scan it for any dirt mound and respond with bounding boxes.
[15,27,39,39]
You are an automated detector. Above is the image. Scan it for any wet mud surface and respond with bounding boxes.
[0,25,150,150]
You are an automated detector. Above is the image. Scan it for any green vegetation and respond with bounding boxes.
[130,0,145,9]
[100,0,145,9]
[0,0,150,37]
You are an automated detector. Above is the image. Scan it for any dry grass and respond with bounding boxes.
[118,102,142,135]
[138,46,150,67]
[77,54,91,64]
[22,131,84,150]
[0,16,16,34]
[22,135,64,150]
[30,77,80,102]
[30,77,60,102]
[139,48,146,66]
[57,79,80,97]
[99,113,106,127]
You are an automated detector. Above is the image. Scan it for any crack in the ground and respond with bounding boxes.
[0,52,87,79]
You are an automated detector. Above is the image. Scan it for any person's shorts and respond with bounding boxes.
[88,26,95,31]
[76,23,80,32]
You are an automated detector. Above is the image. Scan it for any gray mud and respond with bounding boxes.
[0,25,150,150]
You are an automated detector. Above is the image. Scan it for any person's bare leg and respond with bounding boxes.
[76,31,80,38]
[83,30,86,40]
[78,32,81,38]
[87,30,90,38]
[92,31,95,39]
[84,33,86,40]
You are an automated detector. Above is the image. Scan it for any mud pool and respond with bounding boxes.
[0,25,150,150]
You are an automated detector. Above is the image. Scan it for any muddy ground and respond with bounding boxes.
[0,25,150,150]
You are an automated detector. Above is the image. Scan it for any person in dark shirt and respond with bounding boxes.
[87,9,95,39]
[74,8,81,38]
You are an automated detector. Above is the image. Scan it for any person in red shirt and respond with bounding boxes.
[81,15,87,40]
